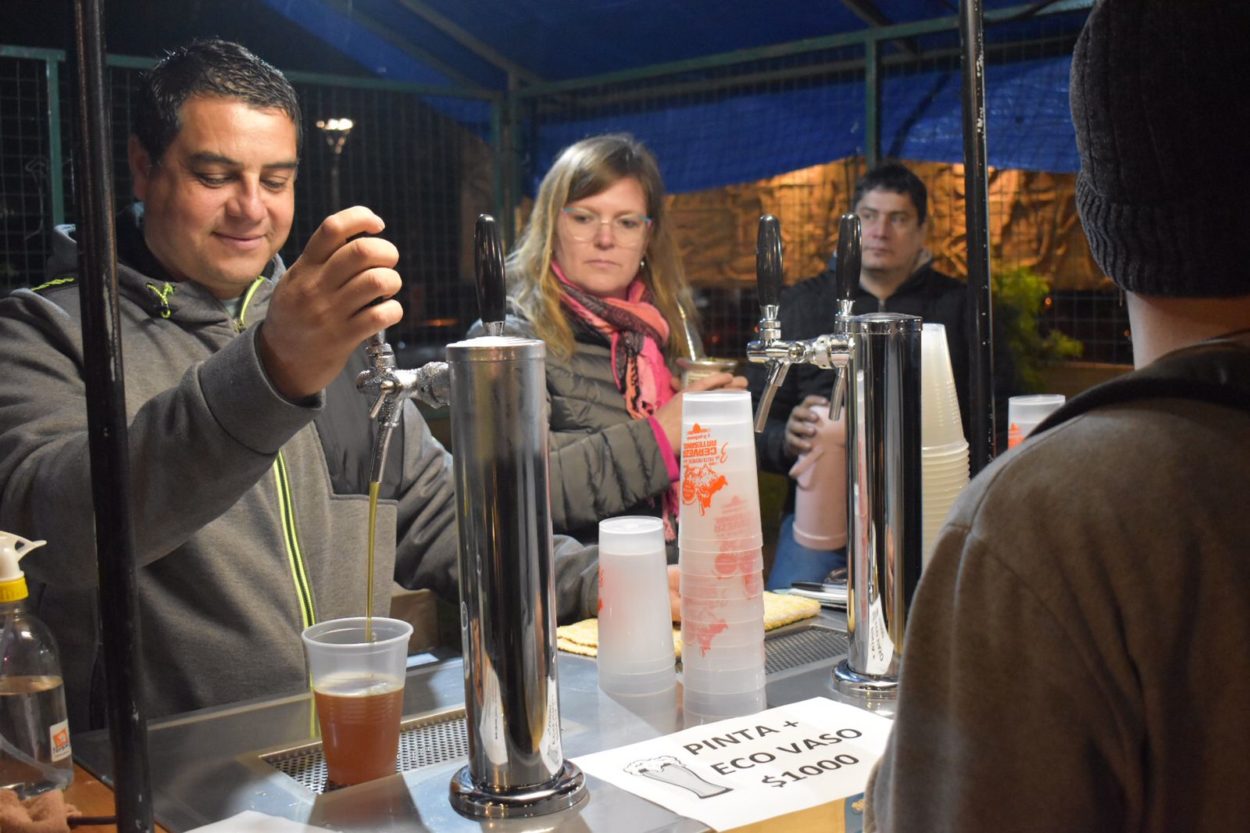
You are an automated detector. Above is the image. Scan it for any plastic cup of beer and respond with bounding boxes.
[301,616,412,787]
[680,357,739,388]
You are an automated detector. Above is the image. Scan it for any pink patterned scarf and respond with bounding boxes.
[553,262,674,418]
[554,262,681,538]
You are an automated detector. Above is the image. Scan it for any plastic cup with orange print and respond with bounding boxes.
[678,391,762,547]
[301,617,412,787]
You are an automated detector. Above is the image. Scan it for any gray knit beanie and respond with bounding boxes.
[1071,0,1250,298]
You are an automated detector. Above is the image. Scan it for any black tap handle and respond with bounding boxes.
[835,212,861,304]
[756,214,784,308]
[474,214,507,330]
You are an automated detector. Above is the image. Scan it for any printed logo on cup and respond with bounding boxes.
[681,423,731,515]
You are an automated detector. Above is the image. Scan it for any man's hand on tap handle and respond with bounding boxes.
[653,371,749,452]
[259,206,403,400]
[784,394,830,459]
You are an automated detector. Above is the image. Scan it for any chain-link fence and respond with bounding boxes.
[1,6,1129,378]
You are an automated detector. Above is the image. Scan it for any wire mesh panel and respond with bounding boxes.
[0,53,57,289]
[763,622,851,676]
[2,53,497,365]
[1,6,1126,370]
[288,84,495,364]
[261,707,469,795]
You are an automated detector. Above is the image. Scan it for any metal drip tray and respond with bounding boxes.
[260,706,469,794]
[764,621,850,676]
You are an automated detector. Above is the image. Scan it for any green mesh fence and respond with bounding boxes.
[1,6,1128,374]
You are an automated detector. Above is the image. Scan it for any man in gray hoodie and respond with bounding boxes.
[0,39,598,731]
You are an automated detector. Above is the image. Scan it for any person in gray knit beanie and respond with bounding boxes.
[864,2,1250,831]
[1071,0,1250,299]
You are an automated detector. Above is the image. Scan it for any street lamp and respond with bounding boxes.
[315,117,355,210]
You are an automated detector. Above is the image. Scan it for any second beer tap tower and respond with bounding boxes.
[748,214,923,698]
[356,215,585,818]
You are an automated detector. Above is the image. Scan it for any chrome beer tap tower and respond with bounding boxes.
[356,216,586,818]
[747,214,923,698]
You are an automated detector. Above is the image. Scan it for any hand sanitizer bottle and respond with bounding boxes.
[0,532,73,797]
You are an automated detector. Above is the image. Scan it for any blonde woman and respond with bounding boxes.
[474,134,745,545]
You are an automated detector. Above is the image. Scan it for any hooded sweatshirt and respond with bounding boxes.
[0,206,597,729]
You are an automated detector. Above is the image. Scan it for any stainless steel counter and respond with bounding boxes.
[74,613,864,832]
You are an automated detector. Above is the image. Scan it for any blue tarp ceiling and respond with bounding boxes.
[260,0,1089,192]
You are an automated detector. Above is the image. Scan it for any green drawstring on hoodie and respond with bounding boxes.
[145,282,176,319]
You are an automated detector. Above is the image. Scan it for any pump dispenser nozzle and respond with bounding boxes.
[0,532,46,603]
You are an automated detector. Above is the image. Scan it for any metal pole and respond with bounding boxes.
[70,1,153,830]
[864,39,880,169]
[45,56,65,227]
[329,151,342,211]
[489,97,507,244]
[959,0,997,473]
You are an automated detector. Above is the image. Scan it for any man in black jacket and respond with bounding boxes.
[749,162,1015,589]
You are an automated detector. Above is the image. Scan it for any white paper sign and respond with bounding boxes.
[572,697,892,831]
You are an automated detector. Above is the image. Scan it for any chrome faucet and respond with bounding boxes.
[356,334,449,483]
[747,216,854,431]
[355,213,510,482]
[357,215,585,817]
[747,213,922,699]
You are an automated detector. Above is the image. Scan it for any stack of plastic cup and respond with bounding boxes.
[677,391,767,723]
[921,323,970,569]
[1007,394,1066,448]
[597,516,678,699]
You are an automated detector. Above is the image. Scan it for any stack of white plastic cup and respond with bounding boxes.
[677,391,767,723]
[790,406,848,550]
[597,516,677,699]
[921,323,970,569]
[1007,394,1066,448]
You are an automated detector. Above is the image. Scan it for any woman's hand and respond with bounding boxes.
[654,372,749,450]
[668,564,682,622]
[784,394,830,458]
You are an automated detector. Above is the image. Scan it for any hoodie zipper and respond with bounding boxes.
[238,277,318,630]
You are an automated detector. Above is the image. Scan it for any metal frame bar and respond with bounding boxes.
[840,0,921,56]
[864,39,880,167]
[394,0,543,86]
[71,0,153,829]
[511,0,1091,98]
[47,56,65,226]
[316,0,479,89]
[520,31,1078,114]
[0,45,67,61]
[94,52,497,99]
[960,0,997,472]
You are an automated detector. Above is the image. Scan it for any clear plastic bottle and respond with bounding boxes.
[0,532,73,798]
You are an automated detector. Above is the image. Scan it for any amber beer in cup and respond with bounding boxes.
[301,617,412,786]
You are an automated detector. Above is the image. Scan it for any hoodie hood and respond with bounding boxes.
[47,204,286,327]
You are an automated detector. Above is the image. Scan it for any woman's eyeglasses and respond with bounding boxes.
[560,207,652,244]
